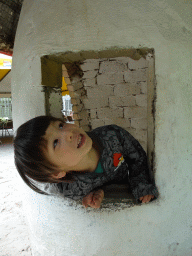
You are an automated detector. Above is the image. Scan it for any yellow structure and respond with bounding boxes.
[61,76,69,96]
[0,69,11,81]
[0,56,12,81]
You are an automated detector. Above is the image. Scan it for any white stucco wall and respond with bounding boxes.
[12,0,192,255]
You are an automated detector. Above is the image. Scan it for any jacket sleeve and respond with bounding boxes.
[56,173,106,201]
[55,180,92,201]
[114,125,159,200]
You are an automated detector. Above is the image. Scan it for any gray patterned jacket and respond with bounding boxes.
[53,125,158,201]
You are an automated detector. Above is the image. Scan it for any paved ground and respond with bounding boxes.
[0,136,32,256]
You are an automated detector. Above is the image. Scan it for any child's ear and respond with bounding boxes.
[52,171,66,179]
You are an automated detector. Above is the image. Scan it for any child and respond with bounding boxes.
[14,115,158,209]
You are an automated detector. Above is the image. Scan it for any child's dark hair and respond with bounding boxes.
[14,115,75,195]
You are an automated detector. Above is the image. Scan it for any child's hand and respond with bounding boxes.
[139,194,154,203]
[82,189,104,209]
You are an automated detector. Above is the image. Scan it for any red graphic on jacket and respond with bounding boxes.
[113,153,124,167]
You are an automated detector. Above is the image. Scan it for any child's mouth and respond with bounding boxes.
[77,134,85,148]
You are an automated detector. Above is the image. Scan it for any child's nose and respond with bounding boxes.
[64,130,74,142]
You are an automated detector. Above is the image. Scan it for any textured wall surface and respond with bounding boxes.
[48,88,63,119]
[11,0,192,255]
[65,56,150,152]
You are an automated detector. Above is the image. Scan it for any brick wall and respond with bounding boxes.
[63,57,149,152]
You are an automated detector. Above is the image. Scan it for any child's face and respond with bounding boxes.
[43,121,93,177]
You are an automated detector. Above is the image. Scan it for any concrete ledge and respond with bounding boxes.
[73,183,139,212]
[101,184,139,209]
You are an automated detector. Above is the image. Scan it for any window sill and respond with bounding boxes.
[100,184,140,210]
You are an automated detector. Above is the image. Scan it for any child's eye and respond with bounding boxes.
[54,139,58,149]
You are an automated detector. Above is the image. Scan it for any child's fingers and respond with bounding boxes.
[92,190,104,208]
[143,195,150,203]
[82,200,88,208]
[87,190,104,209]
[94,189,104,198]
[93,201,101,208]
[82,192,94,208]
[93,190,104,201]
[146,195,154,202]
[90,198,101,209]
[83,190,104,209]
[140,194,154,203]
[93,193,102,201]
